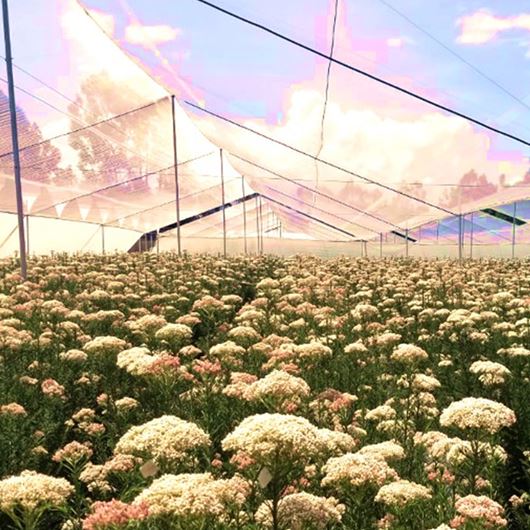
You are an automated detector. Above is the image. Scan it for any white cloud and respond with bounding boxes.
[457,9,530,45]
[125,24,180,49]
[196,87,528,231]
[386,37,403,48]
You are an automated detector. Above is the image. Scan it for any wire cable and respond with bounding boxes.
[376,0,530,114]
[0,77,166,159]
[314,0,339,202]
[191,0,530,148]
[184,99,456,216]
[232,153,392,231]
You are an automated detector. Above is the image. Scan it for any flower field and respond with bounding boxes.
[0,253,529,530]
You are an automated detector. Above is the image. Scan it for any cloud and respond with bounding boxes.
[386,37,403,48]
[457,9,530,44]
[125,24,180,48]
[195,85,528,233]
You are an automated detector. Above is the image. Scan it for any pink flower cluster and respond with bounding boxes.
[147,354,181,374]
[451,495,507,528]
[82,500,149,530]
[41,378,66,399]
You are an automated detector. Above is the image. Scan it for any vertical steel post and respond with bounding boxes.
[458,214,464,261]
[512,202,517,259]
[470,212,474,259]
[101,225,105,254]
[379,233,383,258]
[171,95,181,256]
[241,176,247,254]
[220,149,227,257]
[156,229,160,256]
[405,229,409,258]
[255,196,260,254]
[258,196,264,254]
[2,0,27,278]
[25,215,29,255]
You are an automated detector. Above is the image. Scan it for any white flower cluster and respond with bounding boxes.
[134,472,250,519]
[83,336,127,356]
[375,479,432,507]
[255,492,345,529]
[115,415,211,463]
[469,360,511,386]
[222,413,354,466]
[440,397,516,434]
[0,471,74,511]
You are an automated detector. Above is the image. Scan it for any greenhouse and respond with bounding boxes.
[1,1,530,529]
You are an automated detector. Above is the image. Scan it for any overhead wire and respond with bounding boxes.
[184,99,456,216]
[34,151,215,216]
[233,153,392,231]
[191,0,530,148]
[313,0,339,204]
[375,0,530,114]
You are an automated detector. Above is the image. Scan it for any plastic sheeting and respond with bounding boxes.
[1,0,529,256]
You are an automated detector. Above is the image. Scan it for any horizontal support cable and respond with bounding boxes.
[191,0,530,148]
[234,153,393,231]
[260,193,361,240]
[0,93,167,159]
[153,193,259,235]
[106,177,240,226]
[184,100,456,217]
[262,182,366,236]
[33,152,214,215]
[390,230,417,242]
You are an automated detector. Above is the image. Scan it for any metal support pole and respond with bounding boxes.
[458,214,464,261]
[512,202,517,259]
[255,196,260,254]
[241,176,247,254]
[470,212,474,259]
[379,233,383,258]
[360,241,364,257]
[220,149,227,257]
[156,229,160,255]
[258,196,264,254]
[171,95,181,256]
[2,0,27,279]
[25,215,29,255]
[405,229,409,258]
[101,225,105,254]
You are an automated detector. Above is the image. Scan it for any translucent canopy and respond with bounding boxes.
[0,0,529,256]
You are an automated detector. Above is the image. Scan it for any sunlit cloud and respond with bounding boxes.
[124,23,180,48]
[386,37,403,48]
[457,9,530,45]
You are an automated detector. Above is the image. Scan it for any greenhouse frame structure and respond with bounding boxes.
[2,0,530,278]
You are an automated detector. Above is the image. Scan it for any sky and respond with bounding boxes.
[76,0,530,135]
[1,0,530,239]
